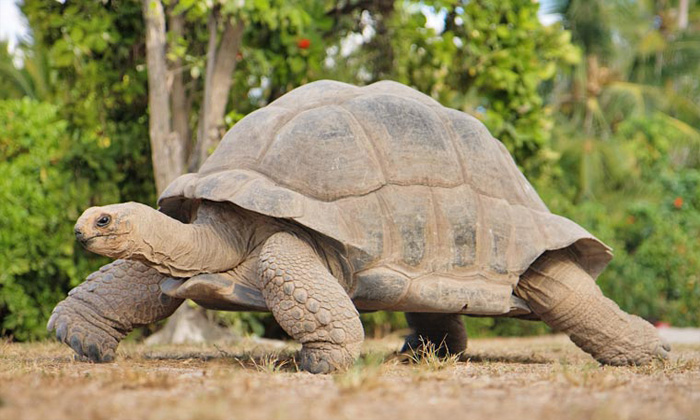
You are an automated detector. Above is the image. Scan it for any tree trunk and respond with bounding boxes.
[142,2,247,345]
[142,0,232,346]
[168,6,191,159]
[189,16,245,171]
[679,0,689,30]
[144,304,237,345]
[142,0,185,193]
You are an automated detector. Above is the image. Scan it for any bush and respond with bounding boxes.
[545,171,700,328]
[0,98,112,340]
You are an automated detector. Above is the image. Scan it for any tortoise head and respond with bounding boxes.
[74,202,153,258]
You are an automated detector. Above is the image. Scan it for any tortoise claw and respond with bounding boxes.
[55,322,68,343]
[655,339,671,361]
[48,298,120,363]
[69,335,85,358]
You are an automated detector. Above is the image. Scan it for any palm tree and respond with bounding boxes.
[0,42,52,100]
[547,0,700,202]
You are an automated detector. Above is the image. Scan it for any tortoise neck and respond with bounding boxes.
[132,203,250,278]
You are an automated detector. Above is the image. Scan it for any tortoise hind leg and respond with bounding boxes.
[515,248,670,365]
[401,313,467,357]
[258,232,364,374]
[48,260,183,362]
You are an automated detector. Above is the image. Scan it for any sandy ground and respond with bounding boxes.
[1,334,698,420]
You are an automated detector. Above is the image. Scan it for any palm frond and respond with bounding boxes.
[0,60,38,99]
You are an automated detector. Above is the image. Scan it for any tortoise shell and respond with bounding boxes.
[159,80,611,316]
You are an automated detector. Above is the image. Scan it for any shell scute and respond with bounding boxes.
[200,106,293,175]
[432,186,479,269]
[342,94,463,187]
[260,105,385,201]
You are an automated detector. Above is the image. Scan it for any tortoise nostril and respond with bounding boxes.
[74,227,84,239]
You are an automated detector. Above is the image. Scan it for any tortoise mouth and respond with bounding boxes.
[76,233,128,247]
[77,235,99,247]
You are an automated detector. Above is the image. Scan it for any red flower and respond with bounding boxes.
[674,197,684,208]
[297,38,311,49]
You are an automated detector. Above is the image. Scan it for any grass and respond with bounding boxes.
[333,352,387,393]
[404,337,462,371]
[0,335,698,420]
[557,362,631,389]
[248,353,293,373]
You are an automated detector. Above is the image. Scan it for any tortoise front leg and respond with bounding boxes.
[516,248,670,366]
[48,259,183,362]
[258,232,364,373]
[402,313,467,357]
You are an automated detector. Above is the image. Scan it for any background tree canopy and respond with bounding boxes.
[1,0,698,340]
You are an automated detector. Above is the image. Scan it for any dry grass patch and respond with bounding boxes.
[334,351,388,392]
[556,362,631,389]
[0,334,698,420]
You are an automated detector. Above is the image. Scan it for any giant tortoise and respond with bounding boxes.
[49,80,669,373]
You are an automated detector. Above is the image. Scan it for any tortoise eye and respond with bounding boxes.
[96,214,112,228]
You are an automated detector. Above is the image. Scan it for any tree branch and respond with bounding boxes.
[142,0,185,193]
[168,4,191,163]
[190,13,244,171]
[189,9,219,171]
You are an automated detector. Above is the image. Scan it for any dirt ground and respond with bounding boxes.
[1,334,698,420]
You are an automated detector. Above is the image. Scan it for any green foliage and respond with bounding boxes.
[214,311,268,337]
[467,317,551,338]
[550,175,700,327]
[164,0,332,112]
[0,42,52,100]
[332,0,580,164]
[0,0,155,339]
[22,0,155,203]
[0,99,111,340]
[539,0,700,327]
[361,312,407,339]
[548,114,700,326]
[234,0,333,103]
[559,0,613,56]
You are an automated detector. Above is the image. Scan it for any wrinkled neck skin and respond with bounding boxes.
[121,201,349,287]
[126,202,273,278]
